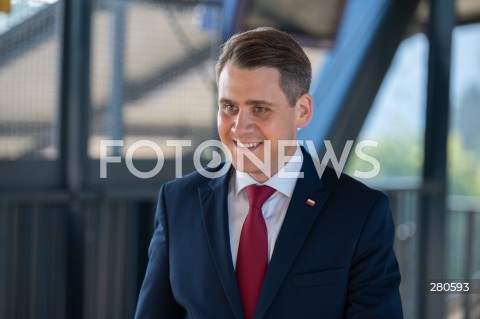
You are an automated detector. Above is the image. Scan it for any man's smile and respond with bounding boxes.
[233,139,264,152]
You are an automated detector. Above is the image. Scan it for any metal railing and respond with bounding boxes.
[385,187,480,319]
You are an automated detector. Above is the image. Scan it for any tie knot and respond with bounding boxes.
[245,185,276,209]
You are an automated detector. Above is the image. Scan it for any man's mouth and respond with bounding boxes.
[234,140,262,151]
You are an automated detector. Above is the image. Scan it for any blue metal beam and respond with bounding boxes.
[298,0,420,156]
[222,0,241,40]
[418,0,455,318]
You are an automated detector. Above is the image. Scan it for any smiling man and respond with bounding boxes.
[217,63,312,182]
[135,27,403,319]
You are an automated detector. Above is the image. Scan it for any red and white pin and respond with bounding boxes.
[306,199,315,206]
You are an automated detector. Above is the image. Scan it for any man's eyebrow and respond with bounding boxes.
[219,97,235,105]
[218,98,276,107]
[245,99,275,106]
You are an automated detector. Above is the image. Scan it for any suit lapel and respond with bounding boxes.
[198,169,244,319]
[254,151,331,319]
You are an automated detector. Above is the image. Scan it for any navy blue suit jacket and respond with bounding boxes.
[135,149,403,318]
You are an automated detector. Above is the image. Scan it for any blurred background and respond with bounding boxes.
[0,0,479,318]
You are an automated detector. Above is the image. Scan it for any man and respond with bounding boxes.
[135,27,403,318]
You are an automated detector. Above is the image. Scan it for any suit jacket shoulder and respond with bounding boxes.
[321,164,387,205]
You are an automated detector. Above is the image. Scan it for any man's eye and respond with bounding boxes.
[224,104,238,113]
[255,106,269,113]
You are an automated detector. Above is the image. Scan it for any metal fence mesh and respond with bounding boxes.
[0,1,63,160]
[89,0,221,159]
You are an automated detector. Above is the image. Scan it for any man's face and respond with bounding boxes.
[217,62,312,182]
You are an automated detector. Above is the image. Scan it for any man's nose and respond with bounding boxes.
[232,110,254,135]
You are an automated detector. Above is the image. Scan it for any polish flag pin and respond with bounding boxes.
[306,199,315,206]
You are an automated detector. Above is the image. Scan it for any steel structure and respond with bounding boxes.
[0,0,477,317]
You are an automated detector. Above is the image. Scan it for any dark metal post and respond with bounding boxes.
[59,0,92,317]
[417,0,454,318]
[60,0,91,192]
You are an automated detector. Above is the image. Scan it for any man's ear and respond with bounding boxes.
[295,93,313,128]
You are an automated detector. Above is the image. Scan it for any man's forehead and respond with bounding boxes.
[219,62,281,79]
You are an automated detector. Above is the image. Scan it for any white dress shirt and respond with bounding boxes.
[227,146,304,268]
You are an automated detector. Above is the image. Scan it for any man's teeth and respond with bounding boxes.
[237,141,260,148]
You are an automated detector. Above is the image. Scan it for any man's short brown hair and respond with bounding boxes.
[215,27,312,107]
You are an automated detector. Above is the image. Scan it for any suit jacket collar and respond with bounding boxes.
[199,168,245,319]
[199,148,331,319]
[254,147,331,318]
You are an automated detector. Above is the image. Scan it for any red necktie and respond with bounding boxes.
[236,185,276,319]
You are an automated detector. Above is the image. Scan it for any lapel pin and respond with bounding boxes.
[306,199,315,206]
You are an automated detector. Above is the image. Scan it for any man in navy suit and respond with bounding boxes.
[135,27,403,318]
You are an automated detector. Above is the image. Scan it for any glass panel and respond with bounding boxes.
[449,23,480,198]
[345,33,428,187]
[447,22,480,289]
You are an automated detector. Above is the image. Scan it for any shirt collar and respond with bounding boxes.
[234,145,303,198]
